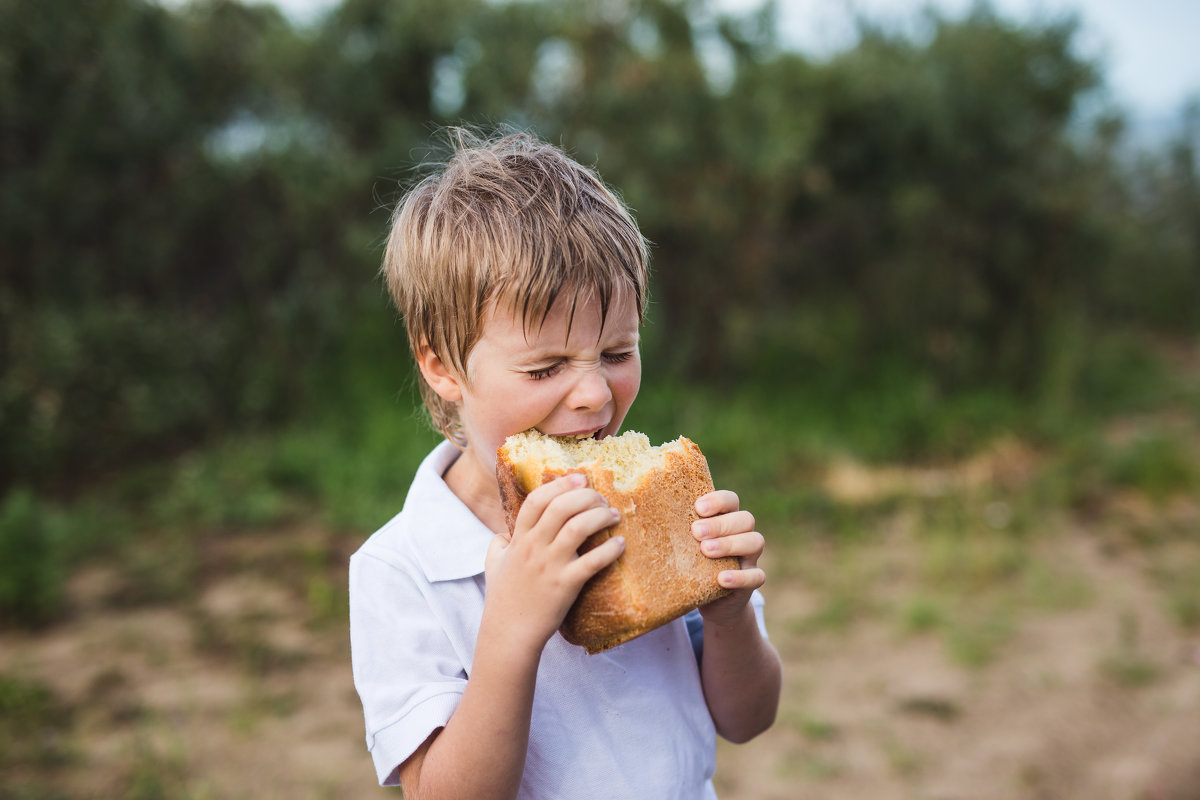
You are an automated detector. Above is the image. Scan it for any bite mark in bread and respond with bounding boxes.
[496,429,737,654]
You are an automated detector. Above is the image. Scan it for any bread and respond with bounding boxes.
[496,429,737,654]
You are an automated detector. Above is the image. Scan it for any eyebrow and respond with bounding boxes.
[522,331,640,359]
[605,334,640,349]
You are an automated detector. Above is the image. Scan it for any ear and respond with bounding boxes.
[415,343,464,403]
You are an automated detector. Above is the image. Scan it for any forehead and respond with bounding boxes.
[484,284,640,348]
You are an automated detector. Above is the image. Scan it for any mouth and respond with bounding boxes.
[549,426,607,440]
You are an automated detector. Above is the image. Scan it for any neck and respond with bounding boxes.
[444,449,509,536]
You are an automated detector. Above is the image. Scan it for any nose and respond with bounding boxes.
[567,369,612,412]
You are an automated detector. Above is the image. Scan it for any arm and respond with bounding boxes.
[692,491,783,743]
[399,474,625,800]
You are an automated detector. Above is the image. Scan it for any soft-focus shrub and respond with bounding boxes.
[0,489,64,628]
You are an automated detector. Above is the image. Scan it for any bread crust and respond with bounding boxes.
[496,435,736,654]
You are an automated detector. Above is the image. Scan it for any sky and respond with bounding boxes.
[266,0,1200,122]
[760,0,1200,121]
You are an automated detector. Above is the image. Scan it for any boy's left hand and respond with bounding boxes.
[691,490,765,625]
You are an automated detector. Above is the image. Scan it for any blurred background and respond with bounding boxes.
[2,0,1198,798]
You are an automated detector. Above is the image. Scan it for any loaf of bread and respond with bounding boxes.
[496,429,737,654]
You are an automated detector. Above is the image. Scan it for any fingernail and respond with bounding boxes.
[692,522,708,538]
[610,507,620,520]
[703,540,720,554]
[696,500,711,515]
[569,473,586,487]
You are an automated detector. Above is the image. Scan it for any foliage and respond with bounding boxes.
[1,0,358,487]
[2,0,1198,493]
[0,672,73,772]
[0,676,73,786]
[0,489,64,628]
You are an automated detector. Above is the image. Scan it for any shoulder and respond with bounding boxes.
[351,440,493,587]
[352,441,462,561]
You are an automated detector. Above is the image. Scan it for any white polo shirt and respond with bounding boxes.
[350,441,767,799]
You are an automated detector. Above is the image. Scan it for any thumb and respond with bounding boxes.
[484,530,509,574]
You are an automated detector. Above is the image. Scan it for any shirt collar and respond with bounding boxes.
[405,440,496,583]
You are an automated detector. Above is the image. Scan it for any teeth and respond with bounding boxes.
[554,429,604,440]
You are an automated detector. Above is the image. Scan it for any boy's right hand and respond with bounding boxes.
[483,473,625,654]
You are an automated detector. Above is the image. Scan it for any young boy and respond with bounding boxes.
[350,129,782,800]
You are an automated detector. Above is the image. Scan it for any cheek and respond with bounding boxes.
[614,364,642,407]
[502,378,561,423]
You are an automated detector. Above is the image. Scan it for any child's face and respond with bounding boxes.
[456,287,642,480]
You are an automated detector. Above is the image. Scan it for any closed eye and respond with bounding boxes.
[527,351,635,380]
[527,361,564,381]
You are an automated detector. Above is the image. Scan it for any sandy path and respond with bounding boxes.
[3,520,1199,799]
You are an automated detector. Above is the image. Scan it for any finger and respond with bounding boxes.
[695,489,740,517]
[517,473,588,525]
[698,530,764,563]
[552,505,621,556]
[717,565,766,591]
[516,492,611,551]
[565,534,626,585]
[692,509,756,541]
[515,475,598,538]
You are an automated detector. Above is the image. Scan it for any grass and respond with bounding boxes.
[1020,559,1094,612]
[230,683,301,735]
[1,326,1198,799]
[0,672,74,770]
[796,714,841,742]
[122,728,195,800]
[1,324,1195,640]
[0,490,66,628]
[900,595,946,633]
[1159,555,1200,629]
[1099,610,1162,688]
[1104,431,1200,502]
[918,524,1029,594]
[944,608,1016,668]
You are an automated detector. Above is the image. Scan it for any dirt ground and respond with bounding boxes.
[3,478,1200,799]
[717,530,1200,800]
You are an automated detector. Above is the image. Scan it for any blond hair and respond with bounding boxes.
[382,128,650,444]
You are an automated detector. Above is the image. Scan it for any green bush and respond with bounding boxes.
[3,0,1198,494]
[1106,433,1200,502]
[0,489,65,628]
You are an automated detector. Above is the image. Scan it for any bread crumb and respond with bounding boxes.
[502,430,688,492]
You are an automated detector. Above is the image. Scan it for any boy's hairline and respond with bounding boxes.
[448,277,644,381]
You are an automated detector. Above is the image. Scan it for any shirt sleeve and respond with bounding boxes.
[750,588,768,637]
[685,589,770,662]
[349,549,468,786]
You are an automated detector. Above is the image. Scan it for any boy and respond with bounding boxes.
[350,129,781,799]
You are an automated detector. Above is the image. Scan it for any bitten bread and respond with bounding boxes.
[496,429,737,654]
